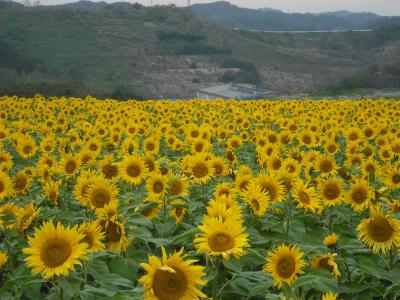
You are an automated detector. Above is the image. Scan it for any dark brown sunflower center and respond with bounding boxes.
[209,232,235,252]
[126,163,141,177]
[277,256,296,279]
[89,144,98,151]
[0,132,6,139]
[213,164,223,176]
[146,143,155,151]
[368,216,394,242]
[90,188,111,208]
[327,144,337,153]
[323,183,340,200]
[272,159,281,170]
[102,164,118,179]
[0,180,5,193]
[41,238,72,268]
[106,221,122,243]
[169,181,183,195]
[231,140,239,148]
[316,257,333,272]
[192,163,208,178]
[392,174,400,184]
[153,268,187,300]
[349,133,358,141]
[81,233,94,248]
[65,161,77,174]
[23,145,33,154]
[320,160,333,173]
[298,191,310,205]
[15,175,27,190]
[302,135,311,144]
[351,187,368,204]
[195,143,204,152]
[153,181,164,194]
[251,199,260,211]
[260,183,277,202]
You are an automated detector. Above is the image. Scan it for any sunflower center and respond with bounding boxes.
[41,238,72,268]
[192,163,208,178]
[153,181,164,194]
[368,216,394,242]
[298,191,310,204]
[302,135,311,144]
[23,145,33,155]
[127,163,141,177]
[146,143,155,151]
[175,207,183,217]
[195,143,204,152]
[208,232,235,252]
[90,188,111,208]
[317,257,333,272]
[260,183,277,202]
[65,161,77,174]
[351,187,367,204]
[323,183,340,200]
[213,164,223,176]
[251,199,260,211]
[106,221,122,242]
[15,175,27,190]
[0,181,5,193]
[170,181,183,195]
[392,174,400,184]
[327,144,337,153]
[153,268,187,300]
[0,132,6,139]
[89,144,98,151]
[320,160,333,173]
[81,233,94,248]
[276,256,296,279]
[102,164,118,179]
[272,159,281,170]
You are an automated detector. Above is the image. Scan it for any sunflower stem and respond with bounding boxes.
[284,200,292,241]
[59,287,64,300]
[389,248,395,270]
[212,257,222,300]
[162,196,166,223]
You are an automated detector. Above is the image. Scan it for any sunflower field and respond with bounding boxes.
[0,95,399,300]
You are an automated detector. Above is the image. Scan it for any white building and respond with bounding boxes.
[196,83,276,100]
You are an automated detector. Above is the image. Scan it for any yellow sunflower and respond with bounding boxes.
[14,170,31,194]
[381,167,400,190]
[23,221,88,280]
[205,199,242,223]
[147,174,168,199]
[167,176,189,197]
[292,181,321,213]
[322,292,339,300]
[85,178,119,210]
[16,202,41,232]
[194,217,249,259]
[345,180,373,212]
[319,178,344,207]
[210,156,229,177]
[357,207,400,253]
[243,183,270,216]
[323,233,338,247]
[0,251,7,269]
[100,217,129,252]
[255,172,285,204]
[120,155,148,185]
[78,221,105,253]
[59,153,81,176]
[139,247,207,300]
[100,154,119,180]
[311,253,341,279]
[73,170,103,207]
[0,172,13,201]
[44,180,60,204]
[263,244,305,289]
[189,154,214,184]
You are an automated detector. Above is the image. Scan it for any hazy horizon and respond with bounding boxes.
[16,0,400,16]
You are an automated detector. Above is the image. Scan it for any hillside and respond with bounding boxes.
[191,1,399,31]
[0,1,400,98]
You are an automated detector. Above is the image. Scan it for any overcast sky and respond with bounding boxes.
[33,0,400,16]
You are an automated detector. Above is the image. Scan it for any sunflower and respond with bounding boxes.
[210,156,229,177]
[120,155,148,185]
[169,200,186,224]
[44,180,60,204]
[0,203,19,229]
[214,182,235,199]
[139,247,207,300]
[311,253,341,279]
[315,155,337,177]
[323,233,338,247]
[78,221,105,253]
[381,167,400,190]
[100,217,128,252]
[17,136,37,159]
[255,172,285,204]
[194,217,249,259]
[346,180,373,212]
[357,207,400,253]
[100,154,119,180]
[322,292,339,300]
[205,199,242,223]
[0,172,13,201]
[235,174,252,195]
[85,178,119,210]
[143,136,160,155]
[14,170,31,194]
[292,181,321,213]
[147,174,168,198]
[167,176,189,197]
[263,244,305,289]
[73,170,103,207]
[23,221,88,280]
[319,178,344,206]
[0,150,13,172]
[59,154,81,176]
[0,251,7,269]
[243,183,270,216]
[16,202,41,232]
[189,154,214,184]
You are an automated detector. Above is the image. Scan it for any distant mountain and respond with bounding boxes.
[191,1,399,31]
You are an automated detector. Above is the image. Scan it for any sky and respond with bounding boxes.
[30,0,400,16]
